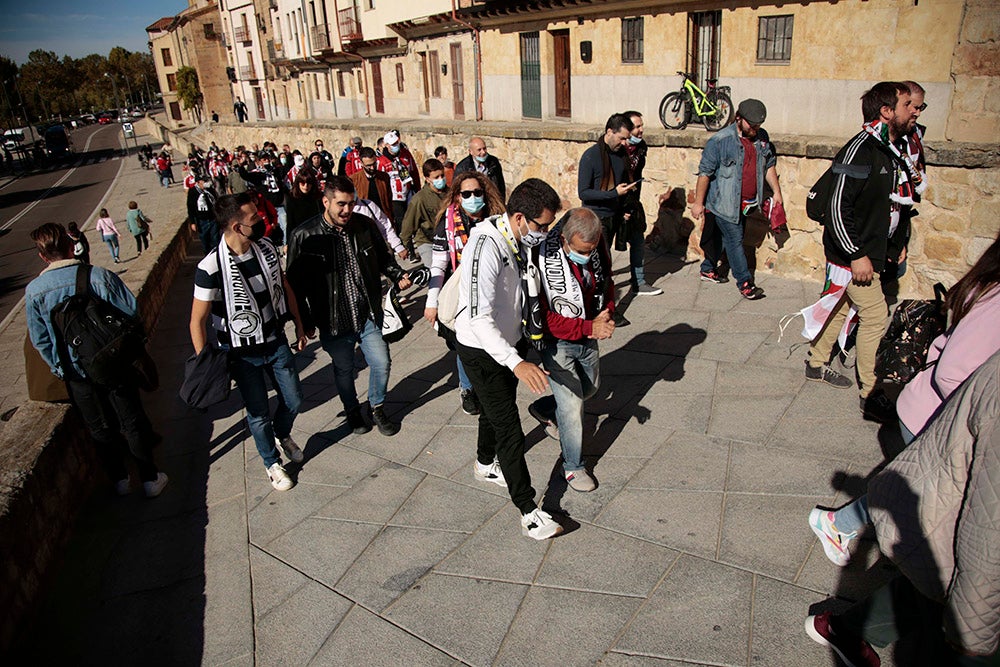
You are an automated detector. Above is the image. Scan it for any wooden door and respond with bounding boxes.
[450,43,464,119]
[371,60,384,114]
[253,87,265,119]
[552,30,571,118]
[419,52,430,113]
[519,32,541,119]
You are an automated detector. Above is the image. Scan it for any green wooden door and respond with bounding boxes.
[520,32,541,119]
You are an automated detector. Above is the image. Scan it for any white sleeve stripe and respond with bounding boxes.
[828,132,867,255]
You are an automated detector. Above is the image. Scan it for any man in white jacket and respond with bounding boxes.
[455,178,563,540]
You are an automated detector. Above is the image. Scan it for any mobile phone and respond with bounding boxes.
[628,178,644,187]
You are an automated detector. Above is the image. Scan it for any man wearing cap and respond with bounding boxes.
[377,131,420,232]
[455,137,506,200]
[691,99,783,300]
[339,137,364,177]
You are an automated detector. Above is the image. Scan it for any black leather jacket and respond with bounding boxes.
[286,212,406,334]
[455,154,506,200]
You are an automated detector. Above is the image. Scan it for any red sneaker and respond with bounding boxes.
[805,612,880,667]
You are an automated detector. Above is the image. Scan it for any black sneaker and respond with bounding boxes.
[460,389,481,415]
[738,281,765,300]
[699,270,729,284]
[860,391,896,424]
[371,404,400,436]
[804,361,853,389]
[347,407,372,435]
[612,312,631,327]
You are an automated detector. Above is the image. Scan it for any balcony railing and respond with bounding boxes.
[267,39,284,61]
[337,7,362,42]
[239,64,258,81]
[310,23,331,51]
[233,26,252,44]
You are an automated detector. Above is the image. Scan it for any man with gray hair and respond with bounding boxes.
[527,207,616,492]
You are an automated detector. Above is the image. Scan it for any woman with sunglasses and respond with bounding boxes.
[424,171,506,416]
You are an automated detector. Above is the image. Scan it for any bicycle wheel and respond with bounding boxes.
[702,91,734,131]
[659,92,689,130]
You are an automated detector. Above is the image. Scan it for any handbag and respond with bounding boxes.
[179,344,231,409]
[874,283,948,385]
[437,269,464,332]
[381,285,412,343]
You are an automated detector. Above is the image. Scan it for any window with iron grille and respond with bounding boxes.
[757,15,793,63]
[203,23,215,39]
[396,63,404,93]
[621,17,643,64]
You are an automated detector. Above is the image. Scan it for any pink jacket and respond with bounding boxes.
[897,284,1000,435]
[95,217,119,237]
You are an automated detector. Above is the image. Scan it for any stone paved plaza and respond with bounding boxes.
[20,240,908,666]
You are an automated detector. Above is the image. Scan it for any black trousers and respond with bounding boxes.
[456,342,537,515]
[66,378,159,482]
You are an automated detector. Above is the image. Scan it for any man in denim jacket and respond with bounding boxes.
[25,223,166,497]
[691,99,783,300]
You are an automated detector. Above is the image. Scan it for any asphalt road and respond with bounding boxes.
[0,123,125,322]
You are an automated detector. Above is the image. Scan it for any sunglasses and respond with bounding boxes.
[915,103,927,112]
[460,189,484,199]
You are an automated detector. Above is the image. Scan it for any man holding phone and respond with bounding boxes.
[579,113,659,323]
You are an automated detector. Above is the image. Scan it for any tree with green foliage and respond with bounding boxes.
[176,66,203,123]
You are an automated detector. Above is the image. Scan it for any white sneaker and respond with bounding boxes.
[142,472,168,498]
[565,469,596,492]
[267,462,294,491]
[474,459,507,487]
[276,435,304,463]
[520,508,564,540]
[115,477,131,496]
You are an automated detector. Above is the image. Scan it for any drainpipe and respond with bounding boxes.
[451,0,483,121]
[332,0,371,117]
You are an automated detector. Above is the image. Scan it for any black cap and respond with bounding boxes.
[737,99,767,125]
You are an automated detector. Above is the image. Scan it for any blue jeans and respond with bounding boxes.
[320,318,391,411]
[159,172,170,187]
[103,234,120,260]
[533,339,601,473]
[628,220,646,286]
[229,341,303,468]
[700,210,751,286]
[456,354,472,392]
[196,217,220,255]
[834,419,914,534]
[275,206,287,246]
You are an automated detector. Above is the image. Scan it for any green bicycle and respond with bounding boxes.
[659,71,734,132]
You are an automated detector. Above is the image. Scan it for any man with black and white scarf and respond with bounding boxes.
[187,174,220,255]
[526,208,616,493]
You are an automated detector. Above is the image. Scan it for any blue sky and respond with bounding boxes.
[0,0,188,63]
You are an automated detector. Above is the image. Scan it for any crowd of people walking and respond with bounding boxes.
[21,78,999,665]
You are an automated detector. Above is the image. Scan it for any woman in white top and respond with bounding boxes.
[94,208,121,263]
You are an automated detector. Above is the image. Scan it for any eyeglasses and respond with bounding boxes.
[528,217,553,230]
[915,103,927,112]
[460,189,484,199]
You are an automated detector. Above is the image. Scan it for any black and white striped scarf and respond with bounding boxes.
[218,238,285,348]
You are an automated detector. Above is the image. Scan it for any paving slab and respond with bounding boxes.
[615,555,753,665]
[384,573,529,666]
[595,488,724,558]
[254,580,353,666]
[311,605,456,666]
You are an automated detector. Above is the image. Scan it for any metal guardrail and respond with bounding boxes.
[338,7,362,42]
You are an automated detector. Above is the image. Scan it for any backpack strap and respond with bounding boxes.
[75,263,92,298]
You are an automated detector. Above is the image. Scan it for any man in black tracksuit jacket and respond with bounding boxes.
[807,81,916,423]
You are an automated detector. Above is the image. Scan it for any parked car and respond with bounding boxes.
[97,114,113,125]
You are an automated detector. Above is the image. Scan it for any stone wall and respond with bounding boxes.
[946,0,1000,142]
[178,116,999,297]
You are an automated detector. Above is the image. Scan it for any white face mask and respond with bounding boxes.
[521,228,546,248]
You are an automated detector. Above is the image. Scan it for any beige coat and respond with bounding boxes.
[869,349,1000,656]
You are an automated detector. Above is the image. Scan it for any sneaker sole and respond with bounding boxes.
[634,289,663,296]
[808,510,851,567]
[521,523,564,540]
[699,275,726,284]
[473,470,508,488]
[804,616,863,667]
[805,374,852,390]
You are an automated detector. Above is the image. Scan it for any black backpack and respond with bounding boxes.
[50,264,146,386]
[806,165,836,225]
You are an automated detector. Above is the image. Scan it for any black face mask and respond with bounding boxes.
[246,220,266,242]
[363,167,376,176]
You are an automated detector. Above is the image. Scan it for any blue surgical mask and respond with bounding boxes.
[388,144,400,155]
[567,249,590,265]
[432,177,446,190]
[628,135,642,145]
[461,195,484,214]
[474,154,488,163]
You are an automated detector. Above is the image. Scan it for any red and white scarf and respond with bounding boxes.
[862,120,927,206]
